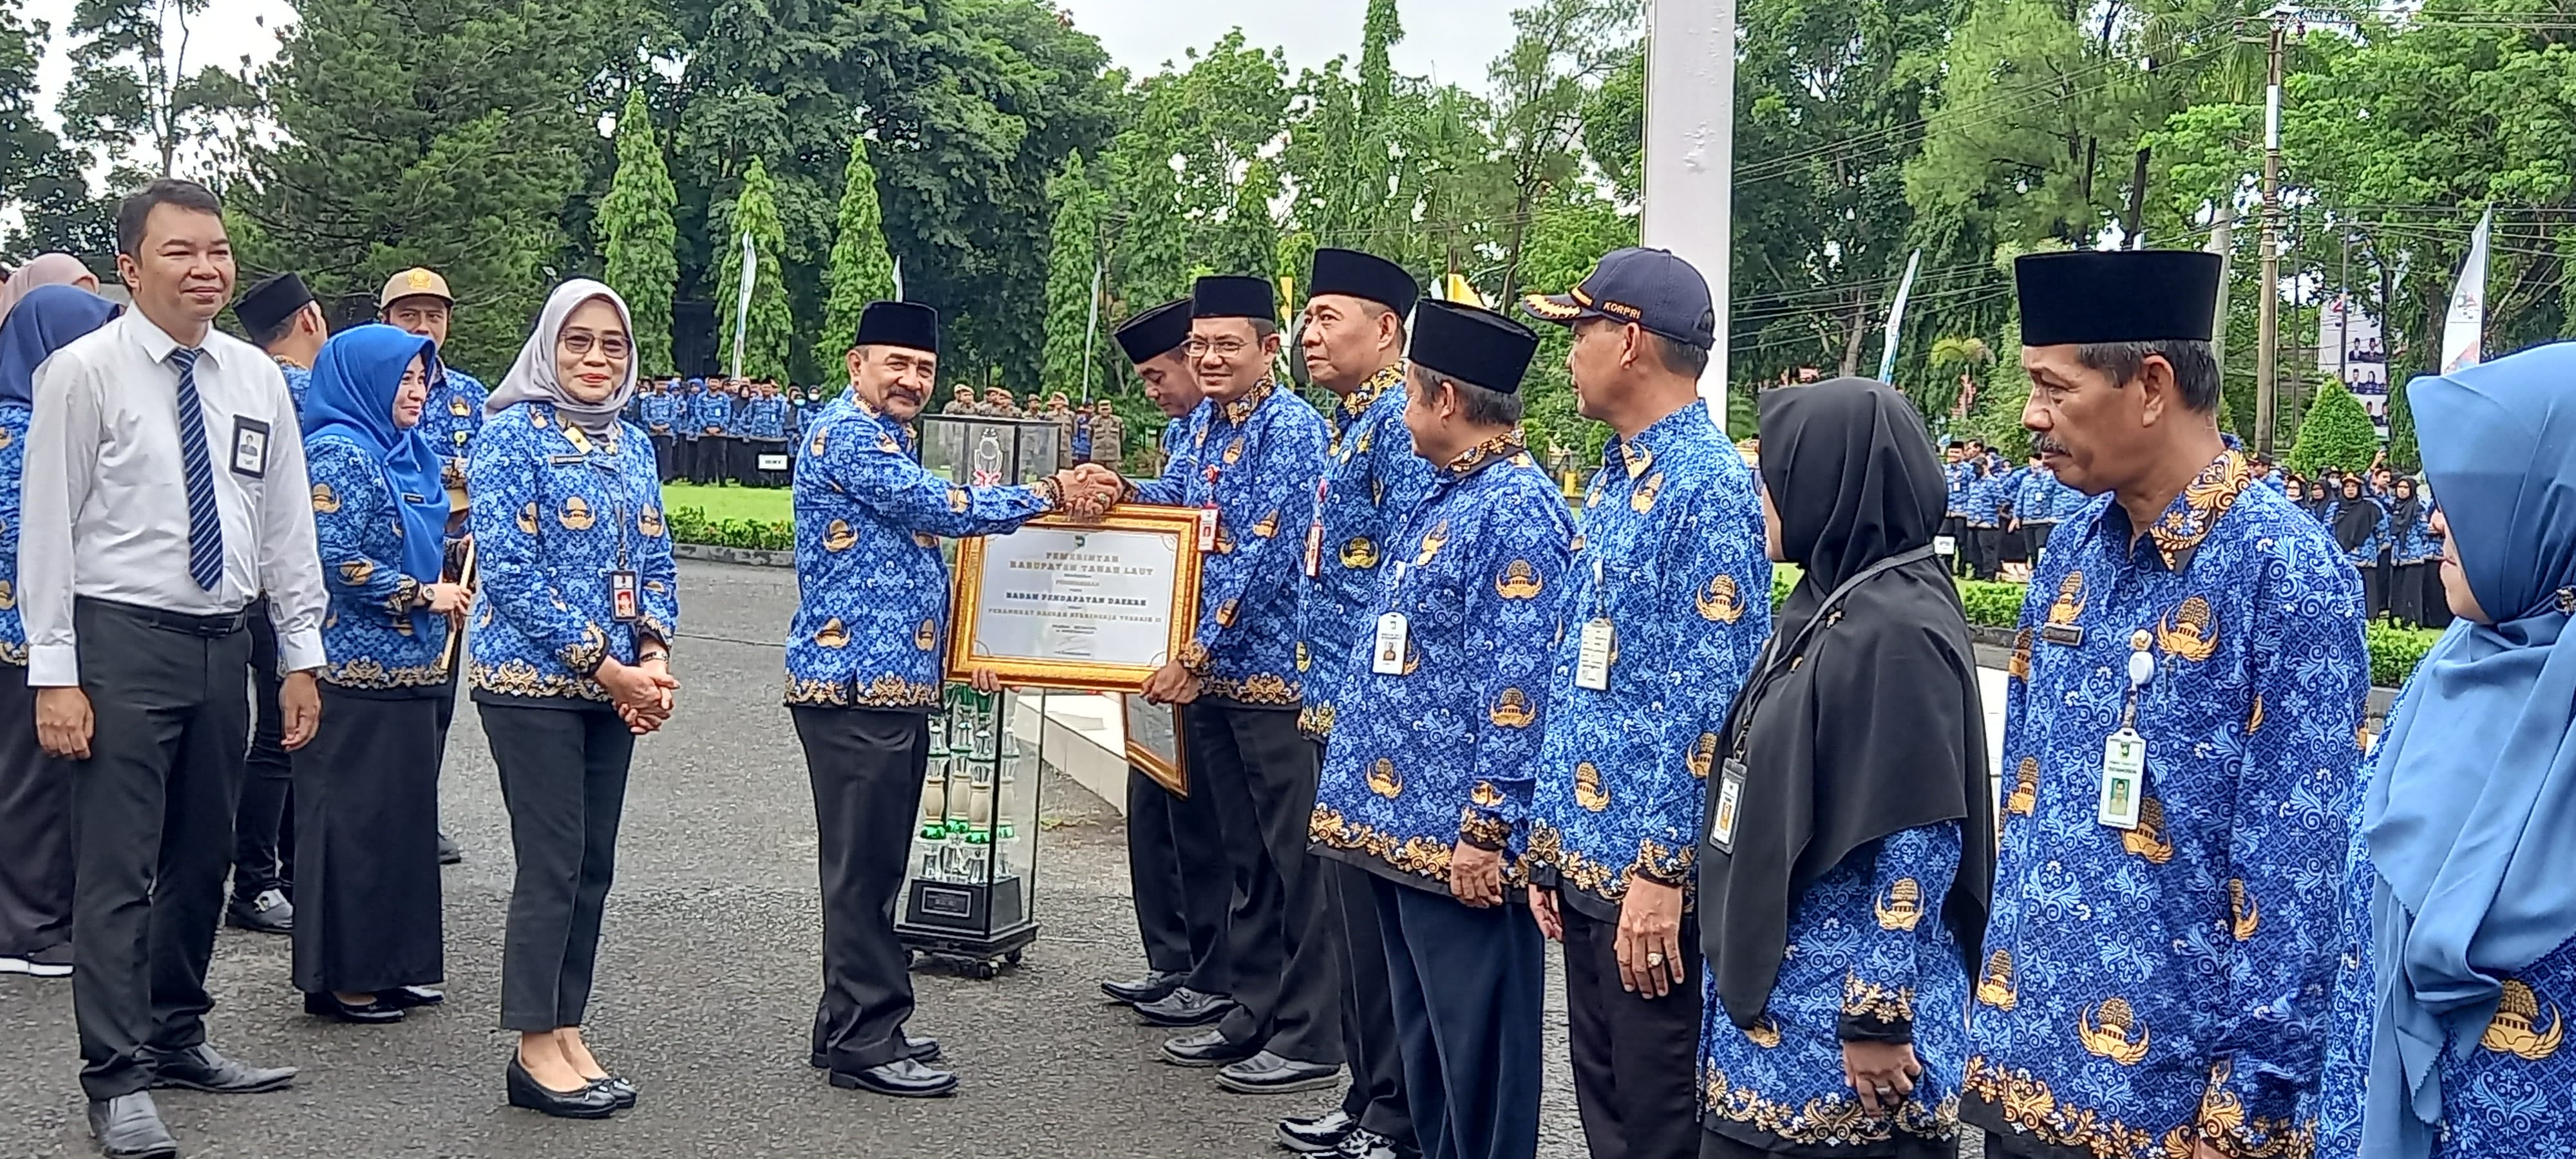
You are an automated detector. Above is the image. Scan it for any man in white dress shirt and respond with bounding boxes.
[21,178,332,1159]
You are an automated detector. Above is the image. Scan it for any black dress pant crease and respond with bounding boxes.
[1376,874,1542,1159]
[232,601,294,901]
[1560,903,1706,1159]
[1197,702,1343,1066]
[792,706,931,1071]
[650,432,676,482]
[1324,792,1412,1143]
[1126,766,1234,992]
[483,701,634,1032]
[66,599,254,1100]
[291,688,444,995]
[0,663,73,956]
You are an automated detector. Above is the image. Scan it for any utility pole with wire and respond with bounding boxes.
[2254,4,2292,457]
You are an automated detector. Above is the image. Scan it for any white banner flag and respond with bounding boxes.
[731,229,756,381]
[2206,219,2231,372]
[1877,249,1922,383]
[2441,207,2492,373]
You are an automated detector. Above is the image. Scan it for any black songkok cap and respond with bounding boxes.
[234,272,314,337]
[1408,299,1540,395]
[2015,250,2224,346]
[1114,298,1192,365]
[854,301,940,355]
[1309,249,1418,316]
[1192,276,1276,322]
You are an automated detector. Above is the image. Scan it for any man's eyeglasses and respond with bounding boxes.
[1184,338,1251,358]
[561,331,631,359]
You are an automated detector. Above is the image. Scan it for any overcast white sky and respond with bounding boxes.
[22,0,1524,144]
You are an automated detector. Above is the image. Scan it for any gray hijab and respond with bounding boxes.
[486,279,638,436]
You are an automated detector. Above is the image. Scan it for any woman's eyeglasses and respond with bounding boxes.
[561,331,631,359]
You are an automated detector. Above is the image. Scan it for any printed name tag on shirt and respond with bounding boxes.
[1709,758,1747,854]
[2098,728,2146,830]
[1372,612,1408,675]
[1575,617,1615,690]
[231,417,270,478]
[1933,534,1956,557]
[1304,520,1323,578]
[609,570,640,623]
[1197,506,1218,552]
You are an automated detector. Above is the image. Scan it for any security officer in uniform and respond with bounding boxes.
[784,301,1118,1098]
[1279,247,1432,1157]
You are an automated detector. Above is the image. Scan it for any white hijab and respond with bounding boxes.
[486,279,638,435]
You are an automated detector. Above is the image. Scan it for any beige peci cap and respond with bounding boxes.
[378,267,453,307]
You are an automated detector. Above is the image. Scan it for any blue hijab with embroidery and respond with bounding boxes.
[301,324,447,612]
[2364,340,2576,1156]
[0,285,118,406]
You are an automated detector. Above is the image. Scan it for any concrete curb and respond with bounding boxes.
[673,541,794,568]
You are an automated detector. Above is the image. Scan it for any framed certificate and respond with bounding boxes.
[945,504,1205,693]
[1121,693,1187,798]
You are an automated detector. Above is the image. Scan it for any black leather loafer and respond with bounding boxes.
[303,992,404,1024]
[150,1044,297,1093]
[378,986,445,1009]
[808,1035,940,1069]
[1160,1028,1258,1068]
[506,1056,620,1118]
[827,1057,958,1098]
[1101,968,1187,1006]
[1216,1050,1343,1094]
[1278,1108,1359,1155]
[87,1092,178,1159]
[1135,986,1236,1027]
[591,1075,639,1109]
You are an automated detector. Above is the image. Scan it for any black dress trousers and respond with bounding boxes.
[66,599,254,1100]
[232,599,294,902]
[1377,874,1544,1159]
[1198,703,1343,1066]
[482,700,635,1032]
[1330,855,1414,1145]
[1126,766,1235,993]
[1559,901,1706,1159]
[0,663,73,959]
[791,705,932,1071]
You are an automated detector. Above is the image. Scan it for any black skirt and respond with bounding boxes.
[2388,561,2429,628]
[290,684,446,995]
[0,664,73,957]
[2419,561,2456,630]
[2362,564,2389,622]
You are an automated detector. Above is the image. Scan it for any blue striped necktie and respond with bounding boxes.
[168,347,225,591]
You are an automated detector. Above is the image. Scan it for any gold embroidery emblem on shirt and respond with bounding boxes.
[1695,575,1745,623]
[1215,599,1239,627]
[2482,980,2564,1060]
[913,532,938,549]
[2009,628,2032,681]
[1340,538,1379,569]
[1416,521,1449,565]
[1687,733,1718,779]
[311,483,341,513]
[2078,998,2152,1066]
[1976,950,2016,1010]
[1744,1016,1782,1049]
[529,408,548,429]
[516,502,540,534]
[1223,438,1244,466]
[1574,762,1609,812]
[339,560,374,585]
[908,619,935,651]
[876,431,902,453]
[2228,878,2260,941]
[1368,758,1403,799]
[1470,780,1506,809]
[1619,440,1653,479]
[1356,430,1373,455]
[2117,798,2173,863]
[1496,561,1544,599]
[815,618,851,649]
[1875,879,1924,930]
[820,519,858,553]
[947,487,967,513]
[2047,572,2086,626]
[0,428,12,451]
[558,496,596,531]
[1630,471,1665,513]
[1253,509,1280,539]
[811,431,828,456]
[449,397,470,417]
[638,507,664,538]
[1489,688,1535,728]
[2007,757,2039,816]
[0,580,13,610]
[2156,596,2219,663]
[1294,641,1311,673]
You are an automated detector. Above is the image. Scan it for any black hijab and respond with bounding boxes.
[2387,475,2423,529]
[2333,477,2378,550]
[1701,378,1994,1030]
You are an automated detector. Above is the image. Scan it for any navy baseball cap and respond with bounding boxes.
[1519,247,1717,351]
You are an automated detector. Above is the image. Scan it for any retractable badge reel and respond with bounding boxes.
[2098,646,2154,831]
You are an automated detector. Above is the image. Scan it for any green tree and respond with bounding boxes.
[600,88,680,378]
[55,0,256,182]
[0,0,110,263]
[2285,378,2380,476]
[2385,373,2420,472]
[1101,33,1292,314]
[714,155,792,382]
[1903,0,2127,249]
[1215,158,1281,279]
[1487,0,1640,296]
[1513,185,1637,465]
[821,135,896,357]
[1039,152,1108,398]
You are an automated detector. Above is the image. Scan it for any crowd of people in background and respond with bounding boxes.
[626,375,1132,489]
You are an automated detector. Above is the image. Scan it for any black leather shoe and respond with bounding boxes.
[224,889,293,935]
[437,833,464,865]
[1101,968,1188,1006]
[827,1057,958,1098]
[86,1092,178,1159]
[808,1035,940,1069]
[591,1075,639,1109]
[1160,1028,1258,1068]
[1135,986,1236,1027]
[150,1044,297,1093]
[303,992,404,1024]
[1217,1050,1343,1094]
[506,1056,619,1118]
[378,986,444,1009]
[1278,1108,1358,1154]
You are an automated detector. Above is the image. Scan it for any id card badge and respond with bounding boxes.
[2098,728,2147,830]
[1575,618,1615,690]
[1709,758,1747,853]
[1305,520,1323,578]
[1197,505,1218,553]
[231,417,271,478]
[609,570,640,623]
[1372,612,1409,675]
[1933,534,1956,557]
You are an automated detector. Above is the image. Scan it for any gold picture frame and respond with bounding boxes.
[945,504,1206,694]
[1121,693,1188,798]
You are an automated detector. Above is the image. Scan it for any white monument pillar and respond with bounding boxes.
[1640,0,1735,432]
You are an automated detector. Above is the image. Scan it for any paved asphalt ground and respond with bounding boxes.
[1,560,1986,1159]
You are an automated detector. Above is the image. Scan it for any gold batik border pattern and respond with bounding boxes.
[1204,671,1299,707]
[2186,1062,2316,1159]
[1312,805,1528,889]
[1960,1057,2159,1159]
[384,576,423,617]
[1457,808,1511,851]
[1842,974,1917,1025]
[1297,702,1337,740]
[473,658,610,703]
[1522,825,1698,902]
[327,655,450,691]
[1702,1062,1959,1149]
[0,641,26,667]
[782,673,943,710]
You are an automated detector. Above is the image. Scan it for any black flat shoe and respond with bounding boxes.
[1101,968,1188,1006]
[590,1075,638,1109]
[87,1092,178,1159]
[377,986,444,1009]
[506,1056,620,1119]
[827,1057,958,1098]
[1160,1028,1259,1068]
[303,992,404,1024]
[809,1034,940,1069]
[1135,986,1236,1028]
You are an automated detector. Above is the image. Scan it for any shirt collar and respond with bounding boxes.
[1602,401,1716,480]
[1338,362,1404,422]
[123,310,218,368]
[2099,449,2255,572]
[1441,428,1529,482]
[1219,379,1278,426]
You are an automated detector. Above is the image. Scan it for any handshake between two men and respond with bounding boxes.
[1048,462,1127,520]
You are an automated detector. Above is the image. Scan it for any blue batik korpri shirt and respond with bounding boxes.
[1525,404,1771,918]
[1698,822,1973,1151]
[2016,465,2078,525]
[1946,460,1973,517]
[1298,363,1438,740]
[784,392,1057,710]
[690,388,733,437]
[419,365,488,482]
[466,404,679,703]
[0,401,27,665]
[278,360,313,416]
[1964,450,2368,1159]
[1965,467,2007,527]
[308,435,450,690]
[639,390,682,433]
[1310,430,1572,891]
[740,394,790,441]
[2389,500,2441,565]
[1131,380,1328,707]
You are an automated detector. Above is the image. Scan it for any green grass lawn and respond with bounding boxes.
[661,482,793,524]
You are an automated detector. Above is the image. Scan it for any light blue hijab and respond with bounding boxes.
[2363,340,2576,1156]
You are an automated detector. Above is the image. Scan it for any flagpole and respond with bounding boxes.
[1079,259,1103,403]
[731,229,755,381]
[1876,249,1922,383]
